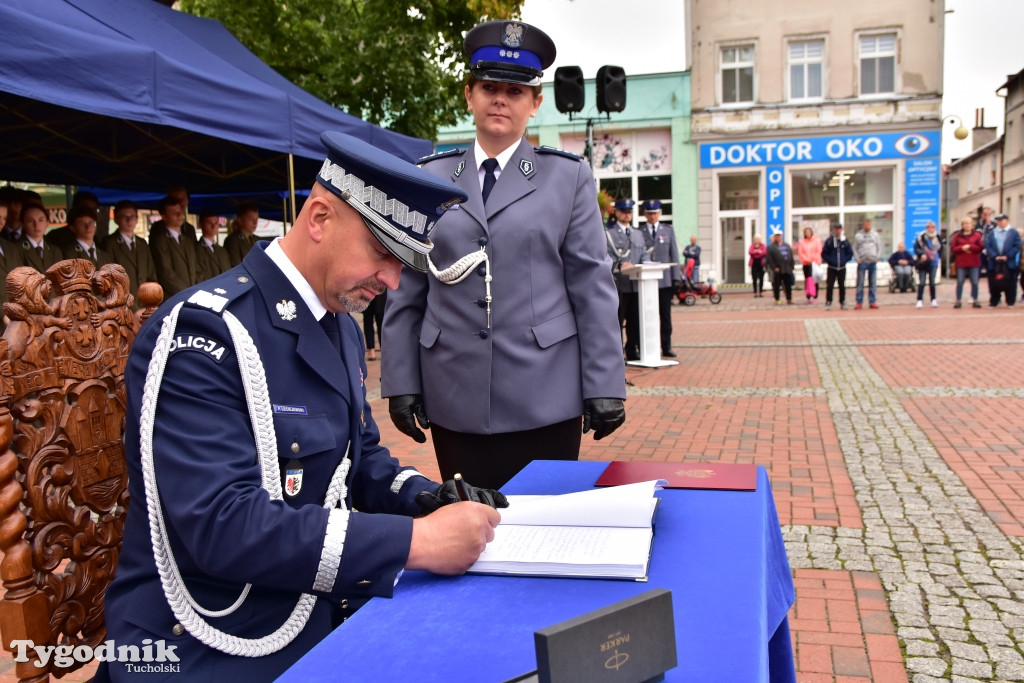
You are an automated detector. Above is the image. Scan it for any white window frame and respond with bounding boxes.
[787,37,826,102]
[718,42,756,106]
[857,31,899,97]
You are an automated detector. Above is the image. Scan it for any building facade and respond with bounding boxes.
[998,68,1024,228]
[435,72,697,237]
[687,0,945,283]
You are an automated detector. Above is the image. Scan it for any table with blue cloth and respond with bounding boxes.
[278,461,796,683]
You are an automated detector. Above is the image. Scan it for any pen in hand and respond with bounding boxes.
[453,473,471,502]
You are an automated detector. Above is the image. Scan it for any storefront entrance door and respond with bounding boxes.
[720,213,758,284]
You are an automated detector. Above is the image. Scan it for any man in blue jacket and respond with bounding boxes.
[985,213,1022,307]
[99,132,505,682]
[821,222,854,310]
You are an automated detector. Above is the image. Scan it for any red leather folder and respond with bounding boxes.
[595,461,758,491]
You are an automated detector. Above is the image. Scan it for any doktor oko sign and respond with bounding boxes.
[699,131,940,168]
[700,130,942,242]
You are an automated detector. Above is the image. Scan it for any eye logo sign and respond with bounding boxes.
[894,134,931,157]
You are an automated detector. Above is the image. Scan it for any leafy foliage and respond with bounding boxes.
[181,0,523,140]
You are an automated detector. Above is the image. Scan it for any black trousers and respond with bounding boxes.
[826,267,846,305]
[618,291,640,358]
[658,286,674,351]
[989,268,1018,306]
[361,291,386,350]
[771,270,792,302]
[751,264,765,294]
[431,418,583,490]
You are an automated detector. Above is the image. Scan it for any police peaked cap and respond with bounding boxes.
[465,20,556,86]
[614,198,635,211]
[316,131,468,273]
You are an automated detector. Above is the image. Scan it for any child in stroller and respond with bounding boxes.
[676,257,722,305]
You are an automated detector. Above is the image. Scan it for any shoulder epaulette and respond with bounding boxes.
[183,270,254,315]
[534,145,582,161]
[418,148,465,165]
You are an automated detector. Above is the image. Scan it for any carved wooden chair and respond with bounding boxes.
[0,260,162,682]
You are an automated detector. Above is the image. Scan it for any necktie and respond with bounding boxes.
[481,158,499,204]
[320,313,342,355]
[128,238,134,253]
[88,246,96,262]
[37,246,43,259]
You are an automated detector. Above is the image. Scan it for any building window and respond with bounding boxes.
[721,45,754,104]
[791,166,896,252]
[858,33,896,95]
[789,40,824,101]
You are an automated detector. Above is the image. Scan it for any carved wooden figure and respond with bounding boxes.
[0,260,161,682]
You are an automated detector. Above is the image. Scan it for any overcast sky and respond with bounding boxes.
[520,0,1023,162]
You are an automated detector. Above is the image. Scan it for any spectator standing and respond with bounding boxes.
[765,232,795,305]
[821,222,853,311]
[796,227,822,304]
[195,210,232,282]
[61,205,113,267]
[362,290,386,362]
[606,198,645,361]
[984,213,1022,307]
[749,234,767,297]
[224,203,261,267]
[888,242,915,293]
[13,204,62,273]
[102,200,157,302]
[976,206,996,276]
[150,195,200,297]
[853,218,881,309]
[382,20,626,490]
[641,199,681,358]
[950,216,984,308]
[913,221,941,308]
[46,191,99,252]
[149,185,198,244]
[682,235,701,273]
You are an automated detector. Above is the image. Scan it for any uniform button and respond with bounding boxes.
[476,264,486,277]
[476,298,487,308]
[478,330,489,339]
[172,624,185,636]
[291,442,300,454]
[356,580,372,589]
[237,276,249,284]
[478,236,488,247]
[340,599,349,609]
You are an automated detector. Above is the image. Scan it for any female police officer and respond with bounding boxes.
[382,21,626,489]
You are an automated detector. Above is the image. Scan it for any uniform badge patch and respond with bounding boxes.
[454,160,465,178]
[519,159,534,176]
[285,459,303,497]
[276,300,297,321]
[502,22,524,48]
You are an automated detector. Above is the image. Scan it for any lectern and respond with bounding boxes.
[621,263,678,368]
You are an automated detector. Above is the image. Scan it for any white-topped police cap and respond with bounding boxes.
[316,131,468,273]
[464,20,556,87]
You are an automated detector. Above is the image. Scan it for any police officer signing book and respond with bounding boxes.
[98,132,507,682]
[382,20,627,490]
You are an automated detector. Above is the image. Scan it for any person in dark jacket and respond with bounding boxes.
[765,231,795,305]
[821,222,854,310]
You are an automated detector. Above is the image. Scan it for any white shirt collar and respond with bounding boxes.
[264,238,329,321]
[202,237,216,248]
[473,139,520,185]
[27,237,43,249]
[119,232,134,246]
[76,239,94,253]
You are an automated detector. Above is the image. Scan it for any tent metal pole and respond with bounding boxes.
[287,153,297,232]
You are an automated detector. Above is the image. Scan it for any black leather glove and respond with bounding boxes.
[416,478,509,514]
[582,398,626,440]
[388,394,429,443]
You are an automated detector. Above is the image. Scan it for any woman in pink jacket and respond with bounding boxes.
[748,234,767,297]
[796,227,823,303]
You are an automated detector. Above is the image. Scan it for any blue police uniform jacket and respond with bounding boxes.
[100,241,436,682]
[382,139,626,434]
[607,223,648,294]
[642,222,682,288]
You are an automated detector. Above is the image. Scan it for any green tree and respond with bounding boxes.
[181,0,523,141]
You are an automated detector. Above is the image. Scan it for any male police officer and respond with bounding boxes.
[607,198,646,360]
[99,132,505,682]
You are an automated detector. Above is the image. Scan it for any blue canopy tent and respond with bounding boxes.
[0,0,430,203]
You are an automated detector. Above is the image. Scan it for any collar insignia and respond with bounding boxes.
[520,159,534,176]
[454,160,465,178]
[276,300,297,321]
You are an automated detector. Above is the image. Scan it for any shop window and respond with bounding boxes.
[858,33,896,96]
[721,45,755,105]
[788,40,824,101]
[792,166,895,251]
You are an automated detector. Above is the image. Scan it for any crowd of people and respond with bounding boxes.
[0,185,263,316]
[744,210,1024,310]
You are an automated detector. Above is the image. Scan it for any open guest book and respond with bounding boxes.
[467,480,663,581]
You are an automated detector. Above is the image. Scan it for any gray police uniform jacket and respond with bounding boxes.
[382,139,626,435]
[642,222,682,288]
[607,223,648,294]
